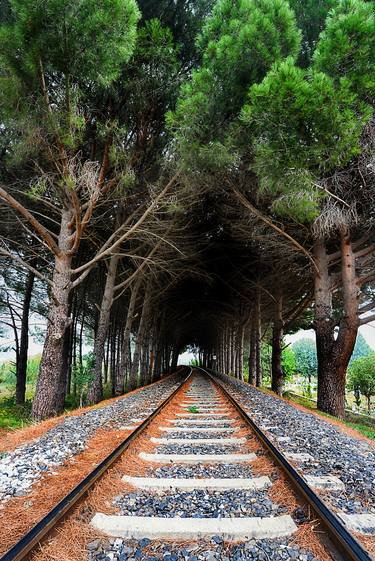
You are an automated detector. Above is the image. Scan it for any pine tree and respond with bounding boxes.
[0,0,140,419]
[168,0,301,168]
[313,0,375,102]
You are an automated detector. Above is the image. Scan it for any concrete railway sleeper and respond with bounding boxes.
[0,369,373,561]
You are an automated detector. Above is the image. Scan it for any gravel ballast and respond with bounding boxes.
[87,536,318,561]
[212,371,375,516]
[0,373,186,502]
[114,488,285,518]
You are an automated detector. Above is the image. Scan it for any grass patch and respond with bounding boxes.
[188,405,199,413]
[0,397,32,429]
[344,422,375,439]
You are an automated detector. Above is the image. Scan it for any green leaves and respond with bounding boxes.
[313,0,375,101]
[0,0,142,164]
[241,57,371,220]
[3,0,140,85]
[348,353,375,406]
[170,0,301,170]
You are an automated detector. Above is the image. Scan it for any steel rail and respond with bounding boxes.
[0,368,193,561]
[198,367,372,561]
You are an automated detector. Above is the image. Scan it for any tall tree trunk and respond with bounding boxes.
[32,210,73,420]
[16,269,35,405]
[315,230,359,418]
[87,255,119,404]
[116,278,140,394]
[128,282,150,391]
[271,294,284,395]
[255,290,263,387]
[59,322,72,405]
[314,237,337,414]
[238,325,244,381]
[248,318,256,385]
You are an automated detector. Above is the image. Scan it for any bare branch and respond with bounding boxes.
[0,249,51,285]
[231,186,320,274]
[0,185,60,255]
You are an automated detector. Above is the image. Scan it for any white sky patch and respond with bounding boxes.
[285,323,375,349]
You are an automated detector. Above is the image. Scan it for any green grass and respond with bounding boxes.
[0,397,32,429]
[284,391,375,440]
[0,378,128,430]
[188,405,199,413]
[344,422,375,439]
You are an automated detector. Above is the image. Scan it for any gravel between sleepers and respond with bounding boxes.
[88,536,318,561]
[155,444,245,454]
[162,432,238,440]
[0,373,186,502]
[149,464,256,479]
[114,488,285,518]
[213,371,375,515]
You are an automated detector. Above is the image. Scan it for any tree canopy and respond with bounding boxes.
[0,0,374,422]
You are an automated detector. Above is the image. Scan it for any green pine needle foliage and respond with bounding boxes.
[241,57,372,221]
[1,0,140,85]
[313,0,375,102]
[168,0,302,168]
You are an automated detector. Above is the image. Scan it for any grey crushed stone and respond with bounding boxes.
[0,373,185,501]
[149,464,257,479]
[213,371,375,515]
[114,488,284,518]
[88,536,318,560]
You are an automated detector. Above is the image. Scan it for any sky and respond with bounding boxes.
[285,323,375,348]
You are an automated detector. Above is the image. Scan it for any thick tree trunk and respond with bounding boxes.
[16,269,35,405]
[255,290,262,387]
[32,211,73,420]
[315,231,359,418]
[87,255,119,404]
[271,294,284,395]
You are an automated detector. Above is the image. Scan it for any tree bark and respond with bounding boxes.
[248,318,256,385]
[116,280,140,394]
[255,289,262,387]
[87,255,119,404]
[32,210,73,419]
[271,294,284,395]
[128,282,151,391]
[15,269,35,405]
[238,326,244,380]
[315,230,359,418]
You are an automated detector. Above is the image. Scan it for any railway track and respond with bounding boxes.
[1,368,373,561]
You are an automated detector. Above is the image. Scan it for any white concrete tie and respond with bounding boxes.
[122,475,271,491]
[139,452,257,464]
[91,513,298,540]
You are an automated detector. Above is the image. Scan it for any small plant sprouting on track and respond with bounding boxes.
[188,406,199,413]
